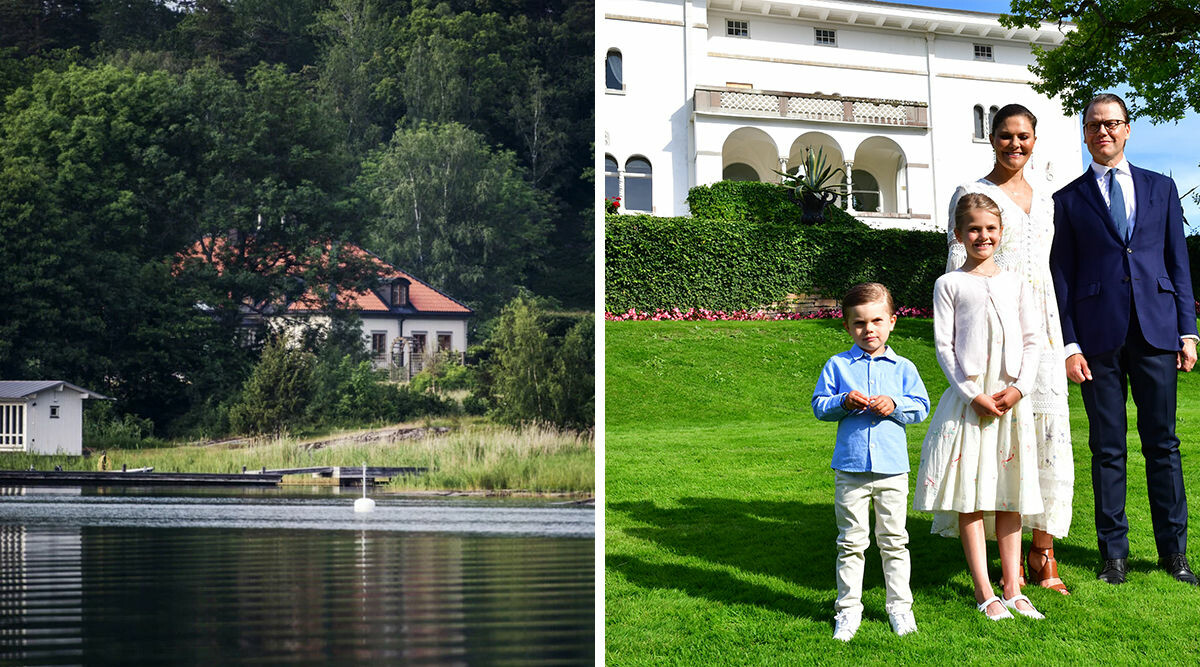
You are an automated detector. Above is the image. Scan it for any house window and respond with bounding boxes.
[815,28,837,46]
[726,19,748,37]
[988,105,1000,134]
[49,405,59,419]
[624,156,652,212]
[973,105,986,140]
[605,155,620,202]
[974,44,994,61]
[0,403,25,450]
[371,332,387,359]
[851,169,881,213]
[437,332,452,352]
[412,332,427,355]
[390,282,408,307]
[723,162,759,181]
[605,49,623,90]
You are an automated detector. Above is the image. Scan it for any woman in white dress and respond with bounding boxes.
[940,103,1074,595]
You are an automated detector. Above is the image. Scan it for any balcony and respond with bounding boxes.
[694,86,928,128]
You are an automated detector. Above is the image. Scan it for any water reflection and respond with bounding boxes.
[0,489,594,664]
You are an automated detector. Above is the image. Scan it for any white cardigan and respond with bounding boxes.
[932,269,1042,403]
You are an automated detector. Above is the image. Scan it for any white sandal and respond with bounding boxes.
[1001,594,1045,620]
[977,595,1013,621]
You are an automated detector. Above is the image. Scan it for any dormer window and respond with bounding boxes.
[388,279,410,307]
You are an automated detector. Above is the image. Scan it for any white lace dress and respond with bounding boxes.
[936,178,1074,538]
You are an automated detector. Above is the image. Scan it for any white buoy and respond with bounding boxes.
[353,462,376,513]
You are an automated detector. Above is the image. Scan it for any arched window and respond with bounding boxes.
[851,169,880,212]
[606,49,623,91]
[973,105,985,140]
[624,157,652,212]
[605,155,620,201]
[722,162,759,181]
[988,105,1000,135]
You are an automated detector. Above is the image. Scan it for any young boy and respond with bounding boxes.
[812,282,930,641]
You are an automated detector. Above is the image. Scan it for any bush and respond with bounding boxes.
[229,338,315,436]
[605,182,945,313]
[83,401,168,450]
[308,354,452,426]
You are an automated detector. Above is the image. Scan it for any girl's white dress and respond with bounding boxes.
[939,179,1074,538]
[913,270,1044,531]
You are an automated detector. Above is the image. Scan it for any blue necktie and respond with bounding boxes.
[1108,169,1129,242]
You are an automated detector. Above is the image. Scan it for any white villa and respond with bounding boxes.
[600,0,1082,229]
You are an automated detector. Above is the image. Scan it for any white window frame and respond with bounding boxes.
[973,43,994,61]
[49,405,60,419]
[815,28,837,47]
[436,332,453,352]
[0,403,25,451]
[605,49,624,92]
[726,19,749,38]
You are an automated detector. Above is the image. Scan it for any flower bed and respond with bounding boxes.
[604,306,932,321]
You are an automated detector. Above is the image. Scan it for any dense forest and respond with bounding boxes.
[0,0,594,436]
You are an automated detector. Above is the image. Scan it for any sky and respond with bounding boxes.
[885,0,1200,225]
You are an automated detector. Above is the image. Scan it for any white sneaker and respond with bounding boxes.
[832,610,861,641]
[888,609,918,636]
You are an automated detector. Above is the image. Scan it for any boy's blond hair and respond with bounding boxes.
[841,283,895,321]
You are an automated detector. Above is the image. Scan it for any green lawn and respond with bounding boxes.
[605,319,1200,664]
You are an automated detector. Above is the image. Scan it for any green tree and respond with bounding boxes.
[488,296,554,426]
[1003,0,1200,122]
[229,337,315,436]
[312,0,395,150]
[549,316,594,431]
[358,121,548,317]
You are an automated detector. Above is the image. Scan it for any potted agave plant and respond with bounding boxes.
[775,148,846,224]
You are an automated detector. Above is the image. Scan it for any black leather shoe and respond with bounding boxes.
[1098,558,1128,584]
[1159,553,1199,586]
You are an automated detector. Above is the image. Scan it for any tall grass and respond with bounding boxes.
[0,421,594,493]
[606,319,1200,664]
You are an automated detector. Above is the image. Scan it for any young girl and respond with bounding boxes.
[913,193,1045,621]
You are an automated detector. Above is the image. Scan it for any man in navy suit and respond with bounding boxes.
[1050,93,1198,586]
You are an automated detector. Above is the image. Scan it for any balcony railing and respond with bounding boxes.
[694,86,928,127]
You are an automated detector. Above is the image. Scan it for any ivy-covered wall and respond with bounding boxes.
[605,182,947,313]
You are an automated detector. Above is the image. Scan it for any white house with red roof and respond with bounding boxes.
[280,247,474,375]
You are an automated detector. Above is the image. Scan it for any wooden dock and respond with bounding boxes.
[264,466,429,485]
[0,470,283,487]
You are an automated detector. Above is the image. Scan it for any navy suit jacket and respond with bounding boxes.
[1050,164,1197,355]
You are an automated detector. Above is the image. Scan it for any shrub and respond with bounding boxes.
[229,338,315,436]
[605,182,945,313]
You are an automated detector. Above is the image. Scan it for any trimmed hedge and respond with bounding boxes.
[605,181,946,313]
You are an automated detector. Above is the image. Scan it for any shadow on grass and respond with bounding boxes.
[609,497,1110,621]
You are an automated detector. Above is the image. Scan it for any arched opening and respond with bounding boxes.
[851,169,880,212]
[788,132,845,204]
[852,137,908,214]
[721,127,779,187]
[722,162,759,181]
[606,49,623,91]
[988,105,1000,136]
[605,154,619,200]
[624,156,652,211]
[973,105,985,140]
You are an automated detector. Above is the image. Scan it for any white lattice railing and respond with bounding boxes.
[786,96,843,121]
[720,91,780,113]
[695,86,927,127]
[852,101,909,125]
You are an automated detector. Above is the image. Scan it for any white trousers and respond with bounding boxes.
[833,470,913,614]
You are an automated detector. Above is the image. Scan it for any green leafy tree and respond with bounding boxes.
[549,316,594,431]
[358,121,548,317]
[488,296,554,426]
[1003,1,1200,122]
[229,337,315,436]
[312,0,395,150]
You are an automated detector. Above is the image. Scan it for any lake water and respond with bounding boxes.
[0,487,595,664]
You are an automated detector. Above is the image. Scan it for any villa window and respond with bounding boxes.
[605,49,623,91]
[605,155,620,202]
[722,162,759,182]
[49,405,60,419]
[726,19,749,37]
[815,28,837,46]
[437,332,452,352]
[624,157,653,212]
[973,104,986,140]
[390,282,408,307]
[371,332,387,359]
[988,105,1000,134]
[851,169,880,213]
[974,44,994,61]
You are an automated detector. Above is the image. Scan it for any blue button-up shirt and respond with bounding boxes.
[811,345,930,474]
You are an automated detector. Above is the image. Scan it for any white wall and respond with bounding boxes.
[26,389,83,456]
